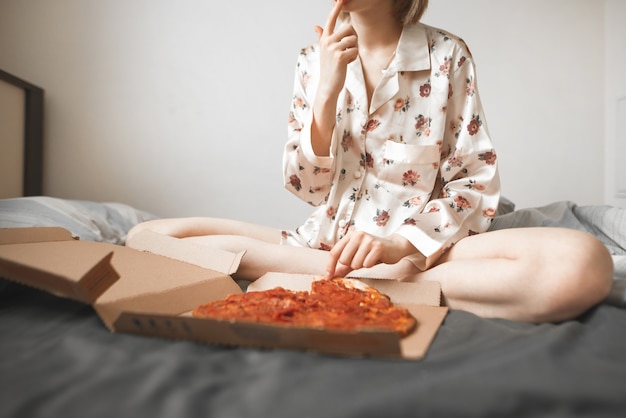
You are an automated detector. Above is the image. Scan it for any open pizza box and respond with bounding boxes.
[0,227,448,360]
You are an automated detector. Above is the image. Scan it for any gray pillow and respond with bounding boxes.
[0,196,159,244]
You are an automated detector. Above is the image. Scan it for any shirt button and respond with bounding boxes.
[338,219,347,228]
[353,171,362,179]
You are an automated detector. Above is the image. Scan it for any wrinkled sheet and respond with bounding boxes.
[1,197,626,418]
[2,281,625,418]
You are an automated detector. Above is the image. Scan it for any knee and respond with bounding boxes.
[125,219,171,247]
[533,231,613,322]
[576,234,614,304]
[125,221,152,247]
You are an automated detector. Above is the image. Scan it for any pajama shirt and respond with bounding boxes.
[282,23,500,269]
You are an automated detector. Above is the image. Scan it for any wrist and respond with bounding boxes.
[311,94,339,157]
[390,234,418,258]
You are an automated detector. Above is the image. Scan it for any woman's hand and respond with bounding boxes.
[310,0,358,157]
[314,0,358,99]
[326,231,417,278]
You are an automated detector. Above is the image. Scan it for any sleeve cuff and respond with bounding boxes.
[299,112,335,169]
[395,226,448,270]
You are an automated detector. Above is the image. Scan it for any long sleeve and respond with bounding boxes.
[282,46,337,207]
[394,39,500,268]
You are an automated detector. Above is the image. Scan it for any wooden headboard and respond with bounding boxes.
[0,69,44,198]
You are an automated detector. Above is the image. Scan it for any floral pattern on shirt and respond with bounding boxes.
[283,23,500,267]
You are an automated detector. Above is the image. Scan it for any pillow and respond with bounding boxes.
[0,196,159,245]
[496,196,515,216]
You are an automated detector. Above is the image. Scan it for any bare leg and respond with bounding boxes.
[184,234,330,278]
[126,219,614,323]
[401,227,614,323]
[126,217,335,277]
[126,218,417,279]
[126,217,282,244]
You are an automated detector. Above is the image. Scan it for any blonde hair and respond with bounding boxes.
[393,0,429,25]
[340,0,429,25]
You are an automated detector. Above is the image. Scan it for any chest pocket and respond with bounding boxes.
[377,141,440,203]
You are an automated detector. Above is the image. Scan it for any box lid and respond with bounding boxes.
[0,227,243,329]
[0,226,75,244]
[0,229,119,303]
[93,242,242,329]
[128,230,244,275]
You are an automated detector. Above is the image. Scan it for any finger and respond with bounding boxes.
[324,0,345,36]
[337,237,362,268]
[334,262,353,278]
[326,238,349,278]
[334,23,357,39]
[362,248,384,268]
[350,233,384,269]
[343,47,360,64]
[344,234,368,268]
[335,33,358,50]
[314,25,323,40]
[327,232,357,278]
[326,255,337,279]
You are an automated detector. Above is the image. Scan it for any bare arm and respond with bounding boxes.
[310,0,358,156]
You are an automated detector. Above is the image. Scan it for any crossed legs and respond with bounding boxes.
[405,227,614,322]
[126,218,613,323]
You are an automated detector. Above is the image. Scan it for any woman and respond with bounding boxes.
[127,0,613,323]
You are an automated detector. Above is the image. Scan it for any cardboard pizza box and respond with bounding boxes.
[0,227,118,303]
[0,227,243,330]
[0,227,447,360]
[243,273,448,359]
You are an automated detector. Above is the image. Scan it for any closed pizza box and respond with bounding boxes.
[0,227,447,360]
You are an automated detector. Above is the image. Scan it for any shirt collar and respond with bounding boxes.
[344,23,431,111]
[388,23,431,73]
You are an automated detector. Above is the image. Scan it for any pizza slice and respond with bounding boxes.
[192,277,417,337]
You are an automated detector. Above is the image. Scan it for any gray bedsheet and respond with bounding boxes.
[1,197,626,418]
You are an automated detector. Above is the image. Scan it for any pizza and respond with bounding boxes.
[192,277,416,337]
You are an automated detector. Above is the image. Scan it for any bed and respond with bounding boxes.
[1,196,626,418]
[2,70,626,417]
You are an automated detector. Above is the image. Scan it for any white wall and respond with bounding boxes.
[0,0,609,229]
[424,0,606,210]
[605,0,626,208]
